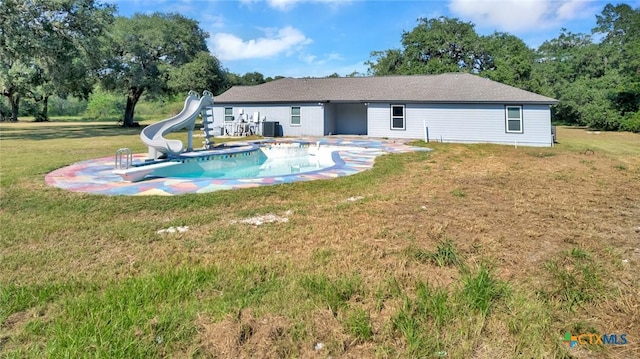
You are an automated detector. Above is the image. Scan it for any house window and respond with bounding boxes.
[391,105,405,130]
[505,105,523,133]
[291,106,301,126]
[224,107,234,122]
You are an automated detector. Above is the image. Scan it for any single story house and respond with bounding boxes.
[211,73,559,147]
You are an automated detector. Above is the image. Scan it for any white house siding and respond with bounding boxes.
[212,103,325,137]
[335,103,367,135]
[368,103,552,147]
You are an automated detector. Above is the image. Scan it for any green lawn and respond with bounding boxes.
[1,122,639,358]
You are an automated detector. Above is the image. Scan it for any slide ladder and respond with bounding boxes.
[201,103,216,150]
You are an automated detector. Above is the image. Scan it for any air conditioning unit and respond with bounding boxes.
[263,121,279,137]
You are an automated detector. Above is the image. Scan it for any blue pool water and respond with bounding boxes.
[151,145,337,179]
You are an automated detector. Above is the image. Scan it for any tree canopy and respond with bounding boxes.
[168,51,228,96]
[367,17,490,76]
[99,13,210,127]
[0,0,115,121]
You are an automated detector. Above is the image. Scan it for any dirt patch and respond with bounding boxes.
[231,210,292,226]
[2,311,31,332]
[196,310,297,358]
[0,306,51,353]
[195,308,379,358]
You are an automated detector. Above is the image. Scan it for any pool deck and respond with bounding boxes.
[45,137,430,196]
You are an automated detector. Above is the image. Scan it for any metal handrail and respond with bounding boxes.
[115,148,132,169]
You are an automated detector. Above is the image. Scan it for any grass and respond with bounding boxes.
[460,264,507,316]
[431,238,461,267]
[343,307,373,341]
[299,273,362,317]
[392,265,506,357]
[405,237,461,267]
[543,248,607,311]
[1,123,639,357]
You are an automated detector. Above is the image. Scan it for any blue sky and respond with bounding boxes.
[111,0,638,78]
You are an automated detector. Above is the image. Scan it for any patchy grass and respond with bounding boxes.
[431,238,461,267]
[1,124,639,357]
[542,248,607,311]
[460,264,508,316]
[343,306,373,342]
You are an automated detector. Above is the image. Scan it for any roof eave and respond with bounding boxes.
[214,99,560,105]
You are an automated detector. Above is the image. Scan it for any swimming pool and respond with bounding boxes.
[45,138,430,195]
[150,142,340,180]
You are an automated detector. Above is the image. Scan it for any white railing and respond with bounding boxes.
[115,148,132,169]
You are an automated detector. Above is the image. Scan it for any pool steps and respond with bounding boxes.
[113,162,181,182]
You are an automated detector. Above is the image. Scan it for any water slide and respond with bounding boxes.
[141,90,214,159]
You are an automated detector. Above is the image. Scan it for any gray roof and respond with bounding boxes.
[214,73,558,105]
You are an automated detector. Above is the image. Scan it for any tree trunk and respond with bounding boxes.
[35,95,50,122]
[10,93,20,122]
[123,87,144,127]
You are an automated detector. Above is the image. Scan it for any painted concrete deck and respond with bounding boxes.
[45,138,430,196]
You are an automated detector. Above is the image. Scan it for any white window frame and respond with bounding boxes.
[505,105,523,133]
[391,104,406,130]
[291,106,301,126]
[224,107,234,122]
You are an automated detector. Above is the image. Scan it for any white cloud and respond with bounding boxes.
[301,52,343,65]
[326,53,343,61]
[302,54,317,63]
[245,0,349,11]
[200,14,225,29]
[448,0,596,32]
[210,26,311,61]
[267,0,303,11]
[556,0,592,21]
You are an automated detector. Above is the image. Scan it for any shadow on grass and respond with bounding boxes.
[0,124,144,141]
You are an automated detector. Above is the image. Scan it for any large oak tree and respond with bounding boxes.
[0,0,114,121]
[100,13,208,127]
[367,17,489,76]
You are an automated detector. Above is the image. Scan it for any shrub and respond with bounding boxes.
[621,112,640,133]
[84,89,125,120]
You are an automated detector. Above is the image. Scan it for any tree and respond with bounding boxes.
[367,17,488,76]
[481,32,534,89]
[366,49,404,76]
[264,76,285,82]
[529,3,640,132]
[594,3,640,127]
[0,0,115,122]
[100,13,208,127]
[168,51,228,95]
[1,0,40,121]
[367,17,538,87]
[532,29,614,127]
[595,3,640,76]
[346,71,365,77]
[240,72,266,85]
[226,71,267,87]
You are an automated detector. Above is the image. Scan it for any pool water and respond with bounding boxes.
[151,144,337,179]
